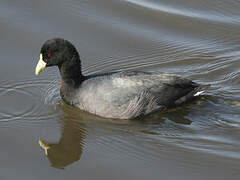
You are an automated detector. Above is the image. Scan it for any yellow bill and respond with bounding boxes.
[39,140,50,156]
[35,53,47,75]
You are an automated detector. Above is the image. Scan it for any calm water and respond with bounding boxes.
[1,0,240,179]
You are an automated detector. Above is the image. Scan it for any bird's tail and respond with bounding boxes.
[175,84,210,105]
[193,84,211,97]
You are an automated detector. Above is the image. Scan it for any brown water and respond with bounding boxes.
[1,0,240,179]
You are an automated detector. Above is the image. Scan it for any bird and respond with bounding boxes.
[35,38,210,119]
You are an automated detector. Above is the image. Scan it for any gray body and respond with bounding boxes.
[61,71,206,119]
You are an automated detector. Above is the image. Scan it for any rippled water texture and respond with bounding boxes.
[1,0,240,179]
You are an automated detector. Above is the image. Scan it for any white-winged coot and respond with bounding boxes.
[35,38,210,119]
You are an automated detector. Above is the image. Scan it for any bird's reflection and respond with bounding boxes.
[38,102,135,169]
[39,103,86,169]
[139,106,193,125]
[39,99,198,169]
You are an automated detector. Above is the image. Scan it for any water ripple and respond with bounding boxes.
[125,0,240,24]
[0,75,61,127]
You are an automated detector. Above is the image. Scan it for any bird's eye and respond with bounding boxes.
[47,53,51,57]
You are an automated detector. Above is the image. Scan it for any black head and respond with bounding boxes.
[35,38,80,75]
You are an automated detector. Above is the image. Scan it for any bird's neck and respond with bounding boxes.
[58,55,85,90]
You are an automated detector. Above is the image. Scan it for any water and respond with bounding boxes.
[1,0,240,179]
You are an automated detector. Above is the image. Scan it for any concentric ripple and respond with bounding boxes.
[0,74,61,126]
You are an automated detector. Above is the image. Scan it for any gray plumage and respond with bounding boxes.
[37,38,210,120]
[61,71,208,119]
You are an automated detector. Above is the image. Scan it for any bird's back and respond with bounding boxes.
[66,71,204,119]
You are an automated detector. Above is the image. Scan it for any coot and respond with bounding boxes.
[35,38,209,119]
